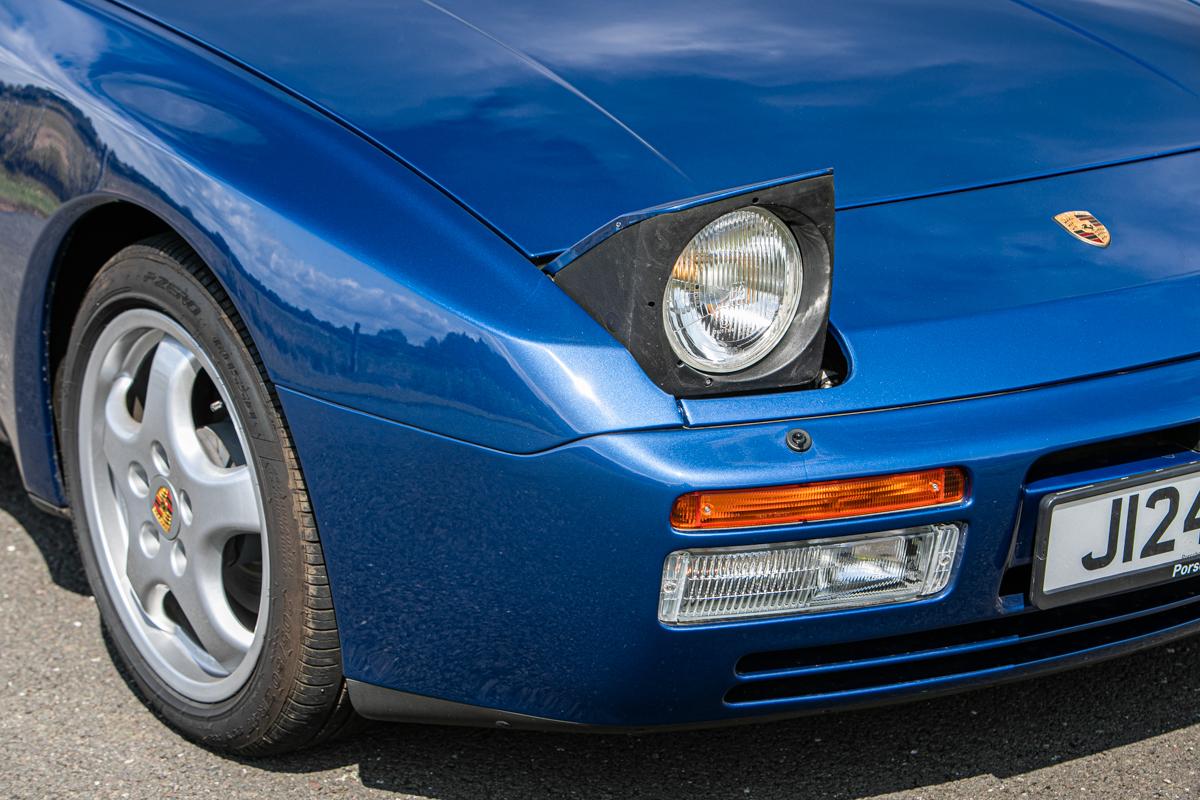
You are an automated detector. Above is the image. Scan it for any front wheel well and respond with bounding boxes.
[46,202,170,391]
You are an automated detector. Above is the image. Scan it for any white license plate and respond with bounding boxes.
[1032,463,1200,609]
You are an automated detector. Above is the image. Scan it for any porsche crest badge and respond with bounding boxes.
[152,485,174,534]
[1053,210,1110,248]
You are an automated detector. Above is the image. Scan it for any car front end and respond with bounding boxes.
[289,147,1200,729]
[3,0,1200,749]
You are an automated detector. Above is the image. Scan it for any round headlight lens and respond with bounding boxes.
[662,206,802,374]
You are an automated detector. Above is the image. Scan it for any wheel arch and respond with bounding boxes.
[12,193,262,509]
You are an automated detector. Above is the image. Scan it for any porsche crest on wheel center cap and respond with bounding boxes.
[1053,210,1110,248]
[150,479,181,540]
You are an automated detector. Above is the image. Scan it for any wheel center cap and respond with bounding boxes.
[150,478,180,541]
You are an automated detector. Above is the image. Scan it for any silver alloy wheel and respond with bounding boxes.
[77,308,268,703]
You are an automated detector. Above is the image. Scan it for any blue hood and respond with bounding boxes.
[115,0,1200,257]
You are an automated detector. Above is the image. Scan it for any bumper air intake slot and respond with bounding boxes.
[728,576,1200,704]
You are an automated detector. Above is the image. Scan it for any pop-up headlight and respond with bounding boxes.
[552,172,834,397]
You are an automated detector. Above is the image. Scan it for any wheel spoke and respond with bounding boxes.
[140,338,205,476]
[187,465,263,546]
[123,525,167,615]
[169,548,253,670]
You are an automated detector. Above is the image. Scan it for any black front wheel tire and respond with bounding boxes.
[57,234,358,754]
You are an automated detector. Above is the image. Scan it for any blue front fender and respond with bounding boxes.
[2,0,682,504]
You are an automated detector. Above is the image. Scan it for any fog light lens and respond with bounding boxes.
[658,523,961,625]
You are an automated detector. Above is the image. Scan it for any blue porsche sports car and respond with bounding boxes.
[1,0,1198,754]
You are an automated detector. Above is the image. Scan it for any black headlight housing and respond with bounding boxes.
[551,171,834,398]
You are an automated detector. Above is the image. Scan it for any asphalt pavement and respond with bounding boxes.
[3,444,1200,799]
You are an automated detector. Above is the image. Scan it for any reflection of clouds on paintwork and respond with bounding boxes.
[438,0,1014,83]
[450,11,856,80]
[0,2,106,98]
[0,1,460,345]
[1074,0,1196,20]
[101,78,265,144]
[0,1,263,143]
[77,0,1200,256]
[92,0,986,120]
[259,249,460,342]
[420,0,685,177]
[186,174,459,341]
[232,0,1016,119]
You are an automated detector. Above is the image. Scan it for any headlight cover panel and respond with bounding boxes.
[553,172,834,397]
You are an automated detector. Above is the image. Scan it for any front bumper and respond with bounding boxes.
[278,354,1200,728]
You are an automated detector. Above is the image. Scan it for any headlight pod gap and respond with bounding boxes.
[553,171,834,397]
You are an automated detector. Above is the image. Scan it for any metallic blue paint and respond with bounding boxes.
[0,0,682,506]
[278,354,1200,724]
[684,150,1200,427]
[0,0,1197,728]
[110,0,1200,255]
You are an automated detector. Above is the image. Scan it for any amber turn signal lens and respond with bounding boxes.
[670,467,967,530]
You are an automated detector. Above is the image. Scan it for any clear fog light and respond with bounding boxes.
[658,523,962,625]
